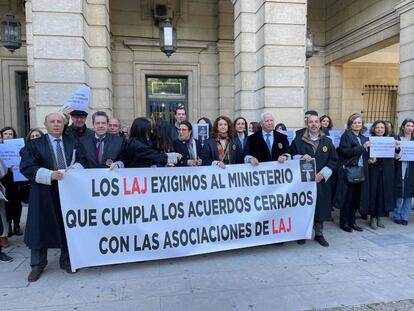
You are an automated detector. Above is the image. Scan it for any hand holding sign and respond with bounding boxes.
[62,85,90,113]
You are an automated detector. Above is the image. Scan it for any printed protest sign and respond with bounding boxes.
[369,136,395,158]
[59,160,316,271]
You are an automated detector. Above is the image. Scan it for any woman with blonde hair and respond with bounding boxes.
[334,113,370,232]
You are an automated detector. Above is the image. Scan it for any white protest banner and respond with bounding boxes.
[4,138,27,181]
[328,130,342,147]
[369,136,395,158]
[400,140,414,161]
[280,130,295,145]
[58,160,317,271]
[192,124,209,144]
[62,85,90,113]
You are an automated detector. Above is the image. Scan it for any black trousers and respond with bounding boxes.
[340,183,361,226]
[30,241,70,272]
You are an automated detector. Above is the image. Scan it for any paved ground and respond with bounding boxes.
[2,209,414,311]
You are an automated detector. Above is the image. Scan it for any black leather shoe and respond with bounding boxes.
[401,220,408,226]
[350,224,363,232]
[60,263,77,274]
[28,270,42,282]
[14,224,22,236]
[297,239,306,245]
[340,225,353,232]
[315,235,329,247]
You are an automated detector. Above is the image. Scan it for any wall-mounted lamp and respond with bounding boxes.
[0,3,22,54]
[305,28,315,59]
[159,18,176,58]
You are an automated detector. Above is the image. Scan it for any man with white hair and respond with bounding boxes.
[20,112,78,282]
[244,112,290,165]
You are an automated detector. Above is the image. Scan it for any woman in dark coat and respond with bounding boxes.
[367,120,396,229]
[393,118,414,225]
[0,126,23,236]
[334,113,370,233]
[125,117,181,168]
[173,121,202,167]
[201,116,243,168]
[234,117,248,150]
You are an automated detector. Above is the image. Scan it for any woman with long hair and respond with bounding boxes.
[25,128,44,141]
[173,121,202,167]
[155,120,174,153]
[320,115,333,131]
[334,113,370,232]
[248,121,261,135]
[393,118,414,225]
[367,120,395,229]
[234,117,248,150]
[125,117,181,167]
[201,116,243,168]
[0,126,23,239]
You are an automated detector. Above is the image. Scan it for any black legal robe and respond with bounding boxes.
[173,139,202,166]
[19,134,77,249]
[200,137,243,166]
[290,132,338,222]
[244,130,290,163]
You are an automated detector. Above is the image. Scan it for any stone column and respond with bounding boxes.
[232,0,307,127]
[396,0,414,123]
[25,0,111,128]
[327,64,344,129]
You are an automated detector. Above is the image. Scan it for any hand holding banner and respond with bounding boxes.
[62,85,90,113]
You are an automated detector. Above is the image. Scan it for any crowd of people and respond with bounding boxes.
[0,105,413,283]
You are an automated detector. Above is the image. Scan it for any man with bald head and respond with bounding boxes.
[244,112,290,165]
[20,112,78,282]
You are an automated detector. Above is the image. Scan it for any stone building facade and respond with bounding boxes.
[0,0,413,135]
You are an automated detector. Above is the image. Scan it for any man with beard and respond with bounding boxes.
[290,114,338,247]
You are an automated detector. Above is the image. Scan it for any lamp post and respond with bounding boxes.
[159,18,176,57]
[305,28,315,59]
[0,12,22,53]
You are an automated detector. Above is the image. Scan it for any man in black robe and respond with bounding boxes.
[290,115,338,247]
[76,111,126,169]
[20,113,78,282]
[244,112,290,165]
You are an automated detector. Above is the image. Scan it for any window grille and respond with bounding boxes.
[361,84,398,124]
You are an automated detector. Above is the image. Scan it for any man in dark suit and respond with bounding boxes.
[76,111,126,169]
[171,105,187,141]
[20,113,78,282]
[244,112,290,165]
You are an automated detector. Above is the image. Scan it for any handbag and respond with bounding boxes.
[344,155,365,183]
[344,165,365,183]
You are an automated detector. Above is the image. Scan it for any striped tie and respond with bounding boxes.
[55,138,66,169]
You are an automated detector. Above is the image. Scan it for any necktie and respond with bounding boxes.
[97,138,104,163]
[55,138,66,169]
[265,133,272,153]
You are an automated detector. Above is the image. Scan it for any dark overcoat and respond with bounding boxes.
[334,130,370,214]
[19,134,77,249]
[76,133,127,168]
[395,137,414,198]
[201,137,243,165]
[65,124,93,141]
[244,130,290,162]
[124,138,168,168]
[290,132,338,222]
[368,157,395,214]
[173,139,202,166]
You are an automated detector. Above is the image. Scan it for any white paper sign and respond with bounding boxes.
[400,141,414,161]
[3,138,27,182]
[62,85,90,113]
[280,130,294,145]
[328,130,342,147]
[59,160,317,271]
[369,136,395,158]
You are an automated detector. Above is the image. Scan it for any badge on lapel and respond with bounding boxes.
[232,144,237,151]
[278,143,283,149]
[322,146,328,153]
